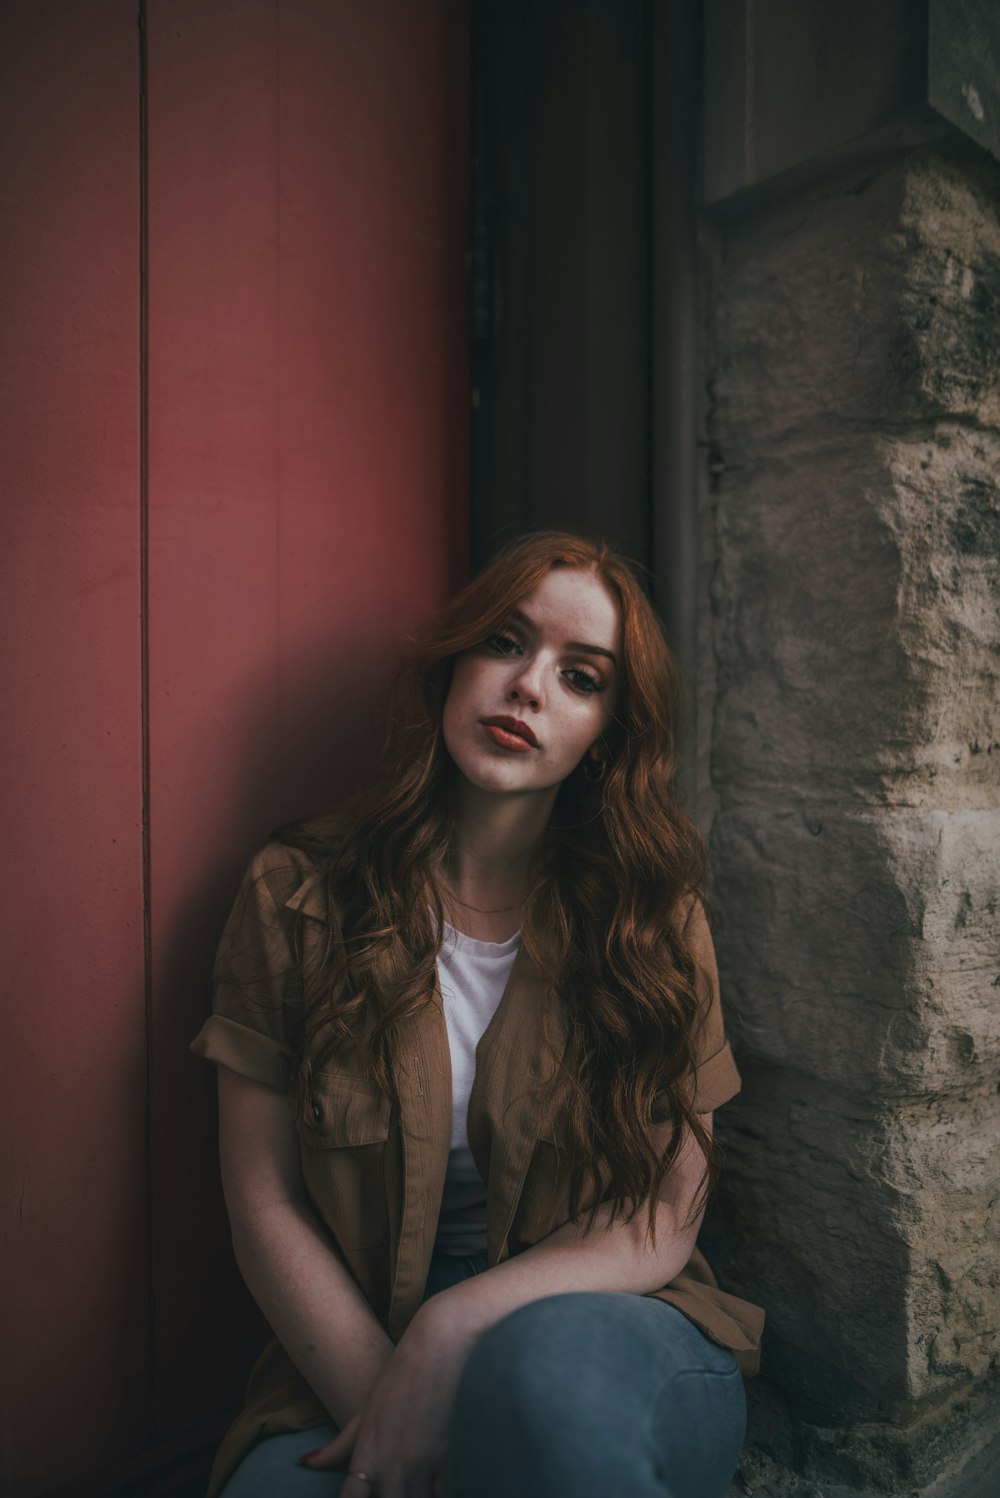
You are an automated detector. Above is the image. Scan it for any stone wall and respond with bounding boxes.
[698,141,1000,1493]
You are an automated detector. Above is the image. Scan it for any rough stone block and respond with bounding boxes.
[710,428,1000,809]
[711,806,1000,1095]
[702,139,1000,1472]
[711,148,1000,456]
[707,1074,1000,1425]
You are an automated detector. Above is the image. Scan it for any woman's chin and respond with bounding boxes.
[453,759,555,799]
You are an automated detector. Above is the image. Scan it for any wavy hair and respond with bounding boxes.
[279,529,716,1248]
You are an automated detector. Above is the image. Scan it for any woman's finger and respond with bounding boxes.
[300,1411,360,1470]
[341,1458,437,1498]
[341,1476,383,1498]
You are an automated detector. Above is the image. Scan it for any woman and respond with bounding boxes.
[191,529,764,1498]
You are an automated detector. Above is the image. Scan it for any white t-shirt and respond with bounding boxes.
[433,917,522,1255]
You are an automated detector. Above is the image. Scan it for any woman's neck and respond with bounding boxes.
[437,780,554,940]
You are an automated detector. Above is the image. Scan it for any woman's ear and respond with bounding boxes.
[583,743,608,784]
[587,734,609,764]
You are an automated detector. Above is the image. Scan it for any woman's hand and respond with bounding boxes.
[301,1300,476,1498]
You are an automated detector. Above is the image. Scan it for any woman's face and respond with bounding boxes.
[442,566,622,798]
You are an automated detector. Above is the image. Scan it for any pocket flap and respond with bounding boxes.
[297,1075,393,1148]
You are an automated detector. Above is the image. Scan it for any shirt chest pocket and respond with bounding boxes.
[296,1075,394,1248]
[513,1131,613,1247]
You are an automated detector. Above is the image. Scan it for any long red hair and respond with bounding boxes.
[280,529,716,1245]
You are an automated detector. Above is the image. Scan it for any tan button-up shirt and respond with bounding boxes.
[191,842,764,1496]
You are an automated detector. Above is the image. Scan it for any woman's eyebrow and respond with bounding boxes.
[569,641,618,668]
[510,607,618,669]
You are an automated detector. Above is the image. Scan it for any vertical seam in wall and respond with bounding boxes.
[744,0,756,184]
[138,0,156,1448]
[520,25,538,533]
[641,0,654,580]
[649,0,668,613]
[275,0,282,738]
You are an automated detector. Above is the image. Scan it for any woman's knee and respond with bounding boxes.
[218,1425,342,1498]
[453,1289,670,1456]
[457,1292,738,1408]
[457,1294,606,1416]
[642,1307,747,1498]
[449,1293,746,1497]
[448,1295,642,1493]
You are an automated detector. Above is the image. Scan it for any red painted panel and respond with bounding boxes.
[146,0,469,1440]
[0,3,147,1494]
[145,0,283,1442]
[276,0,471,812]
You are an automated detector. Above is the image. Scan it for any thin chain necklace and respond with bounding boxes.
[441,876,531,915]
[443,880,526,916]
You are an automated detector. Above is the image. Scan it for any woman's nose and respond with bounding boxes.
[508,661,543,708]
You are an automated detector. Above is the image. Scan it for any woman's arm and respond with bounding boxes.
[299,1114,713,1483]
[218,1066,397,1427]
[410,1114,712,1348]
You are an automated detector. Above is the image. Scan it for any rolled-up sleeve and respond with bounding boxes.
[190,843,317,1094]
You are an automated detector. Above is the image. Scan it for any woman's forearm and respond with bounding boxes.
[230,1195,396,1428]
[415,1122,711,1350]
[413,1194,701,1351]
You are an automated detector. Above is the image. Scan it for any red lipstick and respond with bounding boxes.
[480,715,539,751]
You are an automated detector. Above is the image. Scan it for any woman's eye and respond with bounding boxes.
[565,668,602,694]
[486,632,521,656]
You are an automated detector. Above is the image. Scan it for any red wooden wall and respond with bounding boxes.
[1,2,469,1492]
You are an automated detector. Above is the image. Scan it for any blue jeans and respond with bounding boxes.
[219,1246,746,1498]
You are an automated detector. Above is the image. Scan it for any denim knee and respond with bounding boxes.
[217,1425,342,1498]
[446,1292,745,1498]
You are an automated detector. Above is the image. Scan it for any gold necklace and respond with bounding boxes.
[442,879,529,915]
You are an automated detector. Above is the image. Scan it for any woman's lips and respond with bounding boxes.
[481,722,537,752]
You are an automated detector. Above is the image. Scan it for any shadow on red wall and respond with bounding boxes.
[2,2,469,1493]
